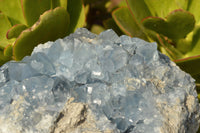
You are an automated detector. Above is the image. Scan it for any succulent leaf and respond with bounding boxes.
[0,13,12,41]
[90,24,105,35]
[59,0,68,10]
[186,26,200,57]
[157,35,183,60]
[112,7,147,39]
[175,0,189,10]
[0,0,85,65]
[0,50,11,64]
[0,13,15,50]
[21,0,51,26]
[51,0,68,10]
[6,24,27,39]
[126,0,151,23]
[142,9,195,40]
[175,55,200,76]
[0,0,25,25]
[4,44,13,57]
[0,41,9,50]
[188,0,200,25]
[13,7,70,61]
[142,17,167,36]
[51,0,59,9]
[67,0,85,34]
[176,38,192,54]
[144,0,188,17]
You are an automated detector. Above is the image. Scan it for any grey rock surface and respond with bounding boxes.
[0,28,199,133]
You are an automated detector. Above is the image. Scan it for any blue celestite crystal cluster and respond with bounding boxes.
[0,28,199,133]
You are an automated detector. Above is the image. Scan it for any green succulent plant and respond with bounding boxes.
[0,0,85,64]
[111,0,200,98]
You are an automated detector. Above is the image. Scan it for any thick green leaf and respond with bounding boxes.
[143,17,167,37]
[4,44,13,57]
[59,0,68,10]
[0,0,25,25]
[142,9,195,40]
[157,35,184,60]
[103,18,123,36]
[176,38,192,54]
[176,30,193,53]
[0,50,11,65]
[0,41,9,50]
[0,13,15,50]
[51,0,59,9]
[21,0,51,26]
[166,10,195,39]
[126,0,151,23]
[192,26,200,48]
[159,46,173,60]
[175,0,189,10]
[112,7,147,39]
[144,0,188,17]
[186,26,200,57]
[0,13,12,41]
[118,0,127,7]
[13,7,70,61]
[67,0,85,34]
[6,24,27,39]
[51,0,68,10]
[0,38,15,52]
[175,55,200,76]
[91,24,105,35]
[188,0,200,25]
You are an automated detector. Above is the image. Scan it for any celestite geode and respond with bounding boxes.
[0,28,199,133]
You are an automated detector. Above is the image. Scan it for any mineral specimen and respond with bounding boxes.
[0,28,199,133]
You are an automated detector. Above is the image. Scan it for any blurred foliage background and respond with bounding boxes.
[84,0,124,35]
[0,0,85,62]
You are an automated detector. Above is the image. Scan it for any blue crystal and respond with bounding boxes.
[0,28,199,133]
